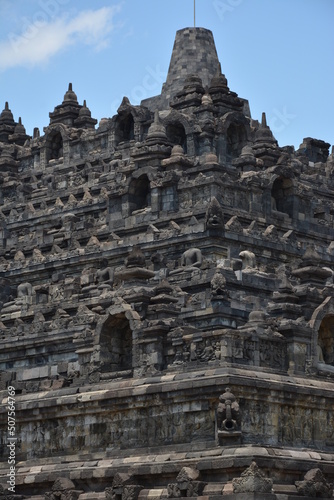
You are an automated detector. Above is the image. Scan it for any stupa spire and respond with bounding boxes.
[142,28,220,111]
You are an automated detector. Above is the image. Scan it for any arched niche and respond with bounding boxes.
[128,174,151,213]
[271,176,294,218]
[309,297,334,373]
[226,122,247,160]
[166,122,187,153]
[46,131,63,162]
[115,113,135,144]
[100,312,132,373]
[318,315,334,365]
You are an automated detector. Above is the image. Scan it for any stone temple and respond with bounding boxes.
[0,27,334,499]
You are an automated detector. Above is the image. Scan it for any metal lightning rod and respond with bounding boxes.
[194,0,196,27]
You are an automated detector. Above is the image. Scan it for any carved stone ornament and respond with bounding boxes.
[44,477,81,500]
[205,197,224,229]
[167,467,206,498]
[216,387,241,444]
[295,468,333,498]
[232,462,273,494]
[105,473,143,500]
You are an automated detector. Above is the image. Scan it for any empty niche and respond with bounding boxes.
[129,175,151,212]
[226,122,247,160]
[271,177,294,217]
[115,113,135,144]
[100,313,132,373]
[166,122,187,153]
[46,131,63,162]
[317,315,334,366]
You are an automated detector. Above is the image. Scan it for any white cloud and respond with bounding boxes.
[0,5,122,71]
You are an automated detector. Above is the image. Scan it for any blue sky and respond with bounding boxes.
[0,0,333,150]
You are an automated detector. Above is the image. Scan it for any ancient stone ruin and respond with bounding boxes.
[0,27,333,499]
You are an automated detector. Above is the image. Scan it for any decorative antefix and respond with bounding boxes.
[105,473,143,500]
[232,462,274,495]
[216,387,241,444]
[295,468,333,498]
[167,467,206,498]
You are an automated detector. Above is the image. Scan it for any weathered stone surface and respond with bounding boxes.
[232,462,273,493]
[295,468,333,498]
[0,24,333,500]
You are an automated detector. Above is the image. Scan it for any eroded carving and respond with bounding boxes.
[295,468,333,498]
[216,387,241,443]
[232,462,273,494]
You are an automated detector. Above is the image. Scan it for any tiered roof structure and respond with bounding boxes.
[0,27,333,499]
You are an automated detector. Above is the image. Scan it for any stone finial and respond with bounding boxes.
[255,112,277,146]
[232,462,273,494]
[146,110,168,142]
[63,82,78,103]
[79,100,91,116]
[0,101,14,124]
[261,111,267,128]
[209,65,229,94]
[75,99,97,128]
[14,117,26,135]
[295,468,333,498]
